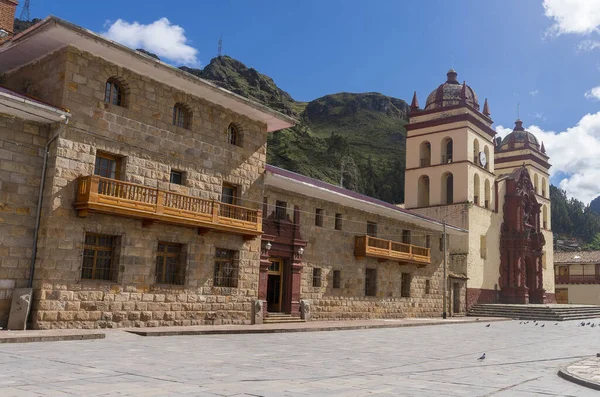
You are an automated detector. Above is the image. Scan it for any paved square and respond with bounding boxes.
[1,319,599,396]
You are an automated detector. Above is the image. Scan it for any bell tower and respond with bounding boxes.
[404,69,496,211]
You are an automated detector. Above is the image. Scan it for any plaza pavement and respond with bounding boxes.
[0,318,599,396]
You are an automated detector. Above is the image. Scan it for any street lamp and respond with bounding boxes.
[0,29,9,39]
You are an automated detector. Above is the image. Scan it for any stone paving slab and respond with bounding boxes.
[558,356,600,391]
[124,317,509,336]
[0,329,105,344]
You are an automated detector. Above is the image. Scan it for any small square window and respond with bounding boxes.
[333,270,341,289]
[170,170,184,185]
[425,279,431,294]
[335,213,342,230]
[315,208,324,227]
[312,268,322,287]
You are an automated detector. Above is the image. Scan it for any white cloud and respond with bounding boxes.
[530,89,540,96]
[102,18,198,65]
[585,86,600,99]
[543,0,600,36]
[578,39,600,51]
[496,112,600,204]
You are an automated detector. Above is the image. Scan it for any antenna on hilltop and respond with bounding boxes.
[218,34,223,57]
[20,0,31,21]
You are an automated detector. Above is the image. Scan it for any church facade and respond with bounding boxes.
[405,70,554,308]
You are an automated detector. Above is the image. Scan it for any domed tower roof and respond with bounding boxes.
[497,119,540,152]
[425,69,480,111]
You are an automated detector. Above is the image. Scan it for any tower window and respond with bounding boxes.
[442,138,453,163]
[420,141,431,166]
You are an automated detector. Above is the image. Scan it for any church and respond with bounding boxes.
[405,69,554,307]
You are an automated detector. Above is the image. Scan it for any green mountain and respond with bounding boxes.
[181,56,409,204]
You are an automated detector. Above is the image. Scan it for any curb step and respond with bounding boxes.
[468,304,600,321]
[264,313,306,324]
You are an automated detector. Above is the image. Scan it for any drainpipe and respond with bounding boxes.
[28,116,70,288]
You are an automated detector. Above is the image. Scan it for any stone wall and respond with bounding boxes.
[264,187,448,320]
[3,47,268,329]
[0,116,48,326]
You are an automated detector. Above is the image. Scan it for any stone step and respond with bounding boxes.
[263,317,305,324]
[468,304,600,321]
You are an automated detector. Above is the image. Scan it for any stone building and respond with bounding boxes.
[554,251,600,304]
[0,16,468,329]
[406,70,554,309]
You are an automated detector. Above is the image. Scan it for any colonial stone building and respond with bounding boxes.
[406,70,554,308]
[0,11,554,329]
[554,251,600,304]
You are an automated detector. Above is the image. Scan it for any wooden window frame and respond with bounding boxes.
[170,170,184,185]
[104,79,123,106]
[214,248,239,288]
[365,268,377,297]
[312,268,322,287]
[94,151,122,180]
[367,221,378,237]
[334,213,343,231]
[315,208,324,227]
[173,103,190,129]
[275,200,287,220]
[333,270,341,289]
[402,230,411,244]
[227,123,241,147]
[81,233,119,281]
[425,279,431,294]
[155,242,185,285]
[221,183,238,206]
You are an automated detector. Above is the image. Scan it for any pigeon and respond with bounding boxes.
[541,324,545,327]
[486,324,491,327]
[476,318,480,321]
[587,322,591,325]
[581,321,586,326]
[535,323,538,326]
[592,324,596,328]
[555,323,558,326]
[478,353,486,361]
[519,322,522,324]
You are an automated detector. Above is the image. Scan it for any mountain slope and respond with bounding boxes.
[181,56,409,203]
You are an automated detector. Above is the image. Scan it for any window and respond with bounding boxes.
[155,242,185,285]
[401,273,411,298]
[275,200,287,220]
[480,235,487,259]
[365,268,377,296]
[473,174,480,205]
[418,175,430,207]
[442,138,453,163]
[315,208,324,227]
[94,152,121,179]
[443,173,454,204]
[104,78,122,106]
[335,213,343,230]
[170,170,184,185]
[402,230,411,244]
[221,184,237,205]
[214,249,238,287]
[81,233,119,281]
[227,123,241,146]
[426,235,431,249]
[333,270,341,289]
[173,103,190,129]
[420,141,431,166]
[425,279,431,294]
[312,268,322,287]
[367,221,378,237]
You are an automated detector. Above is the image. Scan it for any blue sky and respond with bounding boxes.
[18,0,600,202]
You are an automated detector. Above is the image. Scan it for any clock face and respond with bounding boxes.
[479,151,487,167]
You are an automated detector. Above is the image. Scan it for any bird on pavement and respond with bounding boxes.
[541,324,545,327]
[535,323,538,326]
[587,322,591,325]
[486,324,491,327]
[555,323,558,325]
[519,322,522,324]
[581,321,586,326]
[478,353,486,361]
[592,324,596,328]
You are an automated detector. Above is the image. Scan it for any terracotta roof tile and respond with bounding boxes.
[554,251,600,264]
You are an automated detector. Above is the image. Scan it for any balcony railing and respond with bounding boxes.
[354,235,430,266]
[420,158,431,167]
[74,175,262,237]
[555,274,600,284]
[442,154,453,164]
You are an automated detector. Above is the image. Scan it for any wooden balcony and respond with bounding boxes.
[74,175,262,237]
[354,235,431,266]
[555,274,600,284]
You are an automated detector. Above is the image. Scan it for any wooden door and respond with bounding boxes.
[556,288,568,304]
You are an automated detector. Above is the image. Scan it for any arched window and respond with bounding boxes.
[227,123,240,146]
[173,103,191,129]
[420,141,431,167]
[542,178,547,197]
[473,174,480,205]
[105,78,123,106]
[484,179,491,209]
[533,174,539,194]
[483,146,490,170]
[442,172,454,204]
[543,205,548,229]
[442,138,453,163]
[418,175,430,207]
[473,139,480,164]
